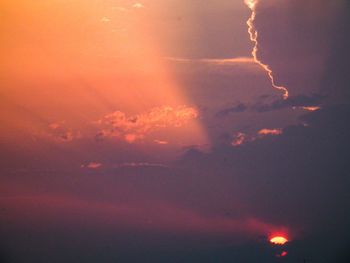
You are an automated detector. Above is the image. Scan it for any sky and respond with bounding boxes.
[0,0,350,262]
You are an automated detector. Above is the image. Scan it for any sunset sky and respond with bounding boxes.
[1,0,350,262]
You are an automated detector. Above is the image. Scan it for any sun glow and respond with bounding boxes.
[270,236,288,245]
[0,0,208,149]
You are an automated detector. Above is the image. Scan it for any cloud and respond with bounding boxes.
[112,6,127,12]
[2,105,350,262]
[214,95,322,121]
[100,17,111,23]
[95,105,198,143]
[58,131,75,142]
[41,123,81,142]
[165,56,260,80]
[231,132,249,147]
[154,139,169,145]
[165,56,255,65]
[132,3,144,9]
[257,128,282,136]
[48,122,61,130]
[216,103,247,117]
[82,162,102,169]
[299,106,321,112]
[231,128,282,147]
[199,57,255,65]
[252,94,324,112]
[180,105,350,241]
[115,162,168,168]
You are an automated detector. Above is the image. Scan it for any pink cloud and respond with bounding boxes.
[154,139,169,145]
[258,128,283,136]
[82,162,102,169]
[232,132,249,147]
[96,105,198,143]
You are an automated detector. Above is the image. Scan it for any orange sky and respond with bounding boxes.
[0,0,219,150]
[1,0,338,153]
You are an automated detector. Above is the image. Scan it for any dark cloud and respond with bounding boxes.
[252,94,324,112]
[214,94,324,117]
[2,105,350,262]
[178,104,350,262]
[216,103,247,117]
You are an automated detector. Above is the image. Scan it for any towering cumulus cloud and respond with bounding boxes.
[244,0,289,99]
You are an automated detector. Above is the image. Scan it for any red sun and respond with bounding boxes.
[270,236,288,245]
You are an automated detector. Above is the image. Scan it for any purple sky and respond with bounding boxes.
[1,1,350,262]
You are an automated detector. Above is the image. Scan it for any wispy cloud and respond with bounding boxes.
[81,162,103,169]
[154,139,169,145]
[132,3,145,9]
[100,17,111,23]
[165,56,255,65]
[252,95,323,112]
[43,122,81,142]
[216,103,247,117]
[115,162,168,168]
[258,128,282,136]
[112,6,127,12]
[299,106,321,112]
[232,128,282,147]
[232,132,249,147]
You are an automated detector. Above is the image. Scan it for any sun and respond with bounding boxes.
[270,236,288,245]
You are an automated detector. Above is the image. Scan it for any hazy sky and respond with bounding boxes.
[1,1,350,262]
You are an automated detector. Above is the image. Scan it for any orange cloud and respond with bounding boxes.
[166,56,255,65]
[100,17,111,23]
[258,128,283,136]
[199,57,255,65]
[232,132,249,146]
[42,122,81,142]
[302,106,321,111]
[48,122,61,130]
[132,3,145,9]
[82,162,102,169]
[97,105,199,143]
[232,128,282,147]
[154,139,169,145]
